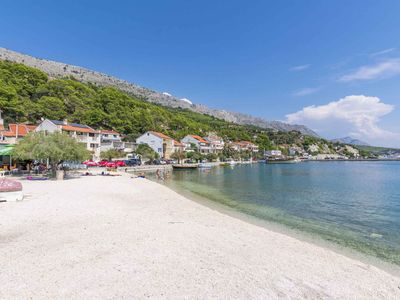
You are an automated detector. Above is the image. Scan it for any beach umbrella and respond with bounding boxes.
[0,144,15,168]
[0,144,15,156]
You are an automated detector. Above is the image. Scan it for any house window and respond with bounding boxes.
[90,143,98,148]
[158,148,162,152]
[89,133,95,137]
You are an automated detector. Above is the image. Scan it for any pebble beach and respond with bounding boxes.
[1,175,399,299]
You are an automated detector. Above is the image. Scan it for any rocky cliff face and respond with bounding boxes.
[331,137,369,146]
[0,47,318,136]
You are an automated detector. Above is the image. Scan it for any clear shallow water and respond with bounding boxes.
[164,162,400,265]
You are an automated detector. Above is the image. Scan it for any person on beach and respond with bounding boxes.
[156,169,161,180]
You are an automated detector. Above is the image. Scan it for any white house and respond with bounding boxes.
[136,131,174,159]
[229,141,259,153]
[181,135,211,153]
[35,119,101,158]
[100,129,121,143]
[173,140,185,153]
[204,134,225,153]
[264,150,282,157]
[97,129,135,153]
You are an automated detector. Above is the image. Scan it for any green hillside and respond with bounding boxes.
[355,145,400,156]
[0,60,331,151]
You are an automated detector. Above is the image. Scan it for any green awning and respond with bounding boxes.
[0,144,15,156]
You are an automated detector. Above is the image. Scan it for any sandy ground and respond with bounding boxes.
[1,175,399,299]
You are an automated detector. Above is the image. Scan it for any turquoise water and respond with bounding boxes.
[165,162,400,265]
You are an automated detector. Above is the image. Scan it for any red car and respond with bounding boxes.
[83,160,98,167]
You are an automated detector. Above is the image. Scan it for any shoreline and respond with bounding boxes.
[1,175,399,298]
[158,176,400,277]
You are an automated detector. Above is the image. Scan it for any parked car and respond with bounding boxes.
[124,158,141,166]
[83,160,98,167]
[63,162,87,170]
[164,160,176,164]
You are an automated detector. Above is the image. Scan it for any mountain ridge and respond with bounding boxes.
[331,137,370,146]
[0,47,318,136]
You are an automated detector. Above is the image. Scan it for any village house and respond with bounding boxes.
[204,134,225,153]
[100,129,121,143]
[181,135,212,153]
[0,111,37,144]
[264,149,283,158]
[229,141,259,153]
[240,141,259,153]
[35,119,101,158]
[173,140,185,153]
[98,129,136,153]
[0,123,37,144]
[136,131,175,159]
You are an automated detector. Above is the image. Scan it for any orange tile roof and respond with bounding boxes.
[25,125,38,131]
[2,124,37,137]
[61,125,97,133]
[190,135,209,144]
[100,129,120,135]
[149,131,172,140]
[174,140,184,146]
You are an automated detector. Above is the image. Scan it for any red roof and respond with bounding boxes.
[61,125,97,134]
[174,140,184,147]
[100,129,120,135]
[149,131,172,140]
[190,135,209,144]
[2,123,37,137]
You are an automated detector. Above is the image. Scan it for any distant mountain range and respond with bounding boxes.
[331,137,370,146]
[0,47,318,137]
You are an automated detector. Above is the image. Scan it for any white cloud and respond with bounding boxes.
[370,48,396,57]
[290,64,310,72]
[339,59,400,82]
[292,87,320,97]
[286,95,399,146]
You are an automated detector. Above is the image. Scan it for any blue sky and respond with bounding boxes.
[1,0,400,146]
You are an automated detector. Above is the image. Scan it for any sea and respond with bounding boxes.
[162,161,400,266]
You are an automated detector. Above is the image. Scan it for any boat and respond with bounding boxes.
[172,164,199,169]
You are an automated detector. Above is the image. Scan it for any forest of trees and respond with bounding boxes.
[0,60,333,152]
